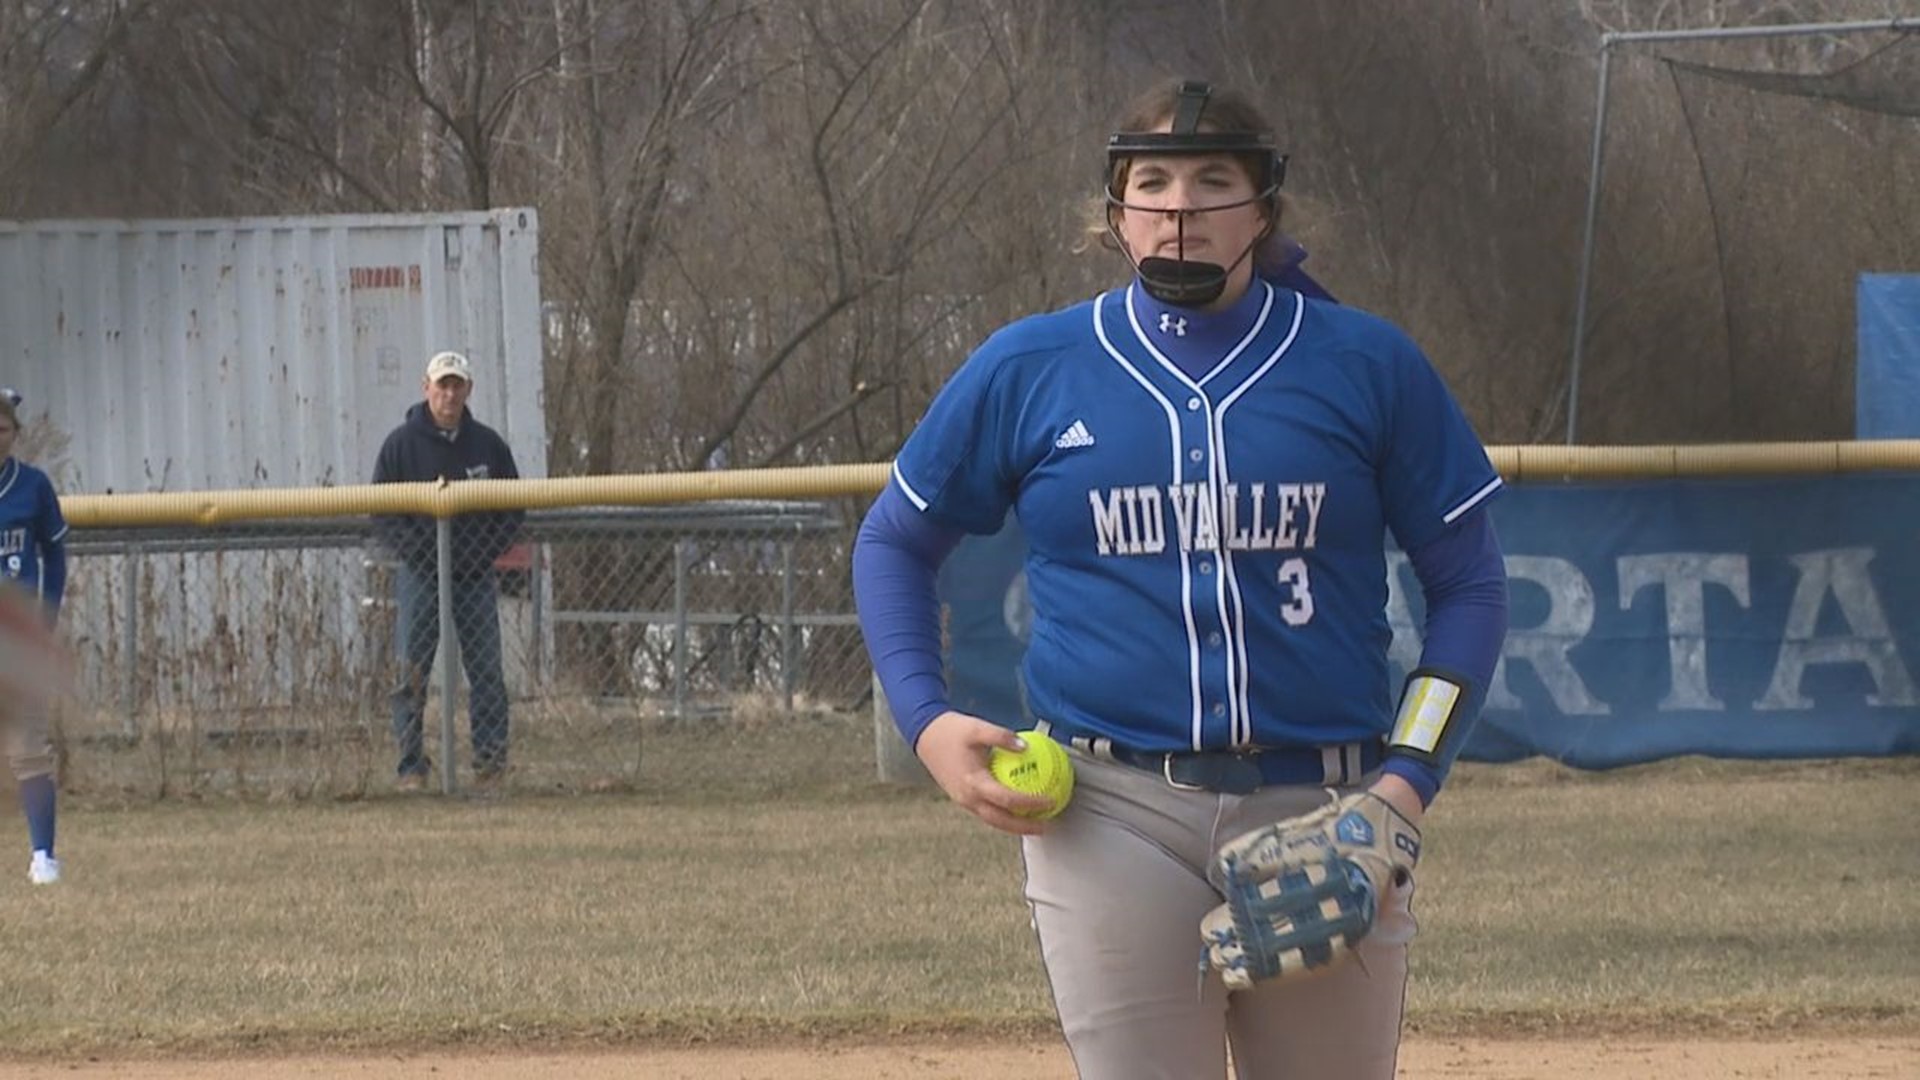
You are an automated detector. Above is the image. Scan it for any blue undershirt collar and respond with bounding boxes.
[1128,279,1274,382]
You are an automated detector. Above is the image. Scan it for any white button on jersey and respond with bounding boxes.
[1187,397,1202,411]
[1188,448,1203,462]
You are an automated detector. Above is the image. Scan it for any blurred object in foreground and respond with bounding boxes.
[0,584,70,718]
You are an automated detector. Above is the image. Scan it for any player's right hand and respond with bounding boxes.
[916,711,1056,837]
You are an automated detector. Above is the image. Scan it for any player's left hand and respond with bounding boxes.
[1198,789,1421,989]
[914,710,1056,837]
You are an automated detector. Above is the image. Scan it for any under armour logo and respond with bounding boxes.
[1054,420,1096,449]
[1159,314,1188,337]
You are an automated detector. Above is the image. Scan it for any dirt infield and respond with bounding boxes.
[1,1038,1914,1079]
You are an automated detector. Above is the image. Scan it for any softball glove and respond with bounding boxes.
[1200,790,1421,989]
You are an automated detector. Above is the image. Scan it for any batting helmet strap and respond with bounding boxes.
[1171,79,1210,134]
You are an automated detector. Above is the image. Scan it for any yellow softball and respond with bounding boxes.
[988,730,1075,820]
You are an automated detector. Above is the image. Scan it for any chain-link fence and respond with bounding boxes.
[55,501,869,797]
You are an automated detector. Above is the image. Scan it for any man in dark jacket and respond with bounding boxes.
[372,350,523,791]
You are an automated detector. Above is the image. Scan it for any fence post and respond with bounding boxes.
[781,538,796,715]
[437,518,459,795]
[872,674,932,786]
[531,542,549,692]
[673,537,688,722]
[120,548,140,738]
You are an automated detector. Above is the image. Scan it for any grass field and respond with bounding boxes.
[1,712,1915,1059]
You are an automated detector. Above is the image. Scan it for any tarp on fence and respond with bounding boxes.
[1858,273,1920,439]
[939,476,1920,768]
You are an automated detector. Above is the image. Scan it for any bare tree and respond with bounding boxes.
[138,0,562,213]
[1186,2,1599,443]
[0,0,155,215]
[536,0,756,477]
[634,0,1126,473]
[1566,0,1919,441]
[13,0,1915,451]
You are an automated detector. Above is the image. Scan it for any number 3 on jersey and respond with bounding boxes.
[1277,557,1314,626]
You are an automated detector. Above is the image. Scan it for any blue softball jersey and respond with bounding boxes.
[891,281,1501,753]
[0,458,68,600]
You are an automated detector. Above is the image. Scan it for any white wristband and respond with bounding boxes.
[1388,669,1467,763]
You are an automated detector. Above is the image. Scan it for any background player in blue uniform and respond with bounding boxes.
[854,80,1508,1077]
[0,392,70,885]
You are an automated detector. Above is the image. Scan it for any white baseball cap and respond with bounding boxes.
[424,351,474,383]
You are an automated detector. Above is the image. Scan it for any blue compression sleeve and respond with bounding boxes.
[1382,510,1508,806]
[40,539,65,624]
[852,484,966,748]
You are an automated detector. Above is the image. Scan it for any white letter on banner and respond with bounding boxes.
[1485,555,1609,715]
[1618,553,1751,711]
[1384,552,1423,675]
[1757,547,1918,709]
[1002,570,1032,645]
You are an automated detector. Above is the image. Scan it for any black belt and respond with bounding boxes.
[1036,722,1384,795]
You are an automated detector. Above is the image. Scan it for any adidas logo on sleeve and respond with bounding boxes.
[1054,420,1096,449]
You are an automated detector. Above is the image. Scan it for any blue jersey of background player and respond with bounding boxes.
[852,80,1508,1078]
[0,438,69,608]
[0,390,69,885]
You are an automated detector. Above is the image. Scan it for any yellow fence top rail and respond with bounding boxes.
[60,464,895,528]
[1489,439,1920,481]
[55,442,1920,528]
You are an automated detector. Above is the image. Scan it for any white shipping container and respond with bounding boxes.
[0,212,550,745]
[0,209,547,492]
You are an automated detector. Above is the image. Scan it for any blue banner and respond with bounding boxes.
[939,475,1920,768]
[1858,274,1920,438]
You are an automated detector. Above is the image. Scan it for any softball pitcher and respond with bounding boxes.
[0,392,69,885]
[853,80,1508,1078]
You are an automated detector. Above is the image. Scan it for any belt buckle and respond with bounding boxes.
[1215,752,1265,796]
[1160,754,1207,792]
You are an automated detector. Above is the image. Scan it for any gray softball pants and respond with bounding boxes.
[1020,752,1417,1080]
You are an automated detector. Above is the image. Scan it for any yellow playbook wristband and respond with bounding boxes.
[1389,670,1465,762]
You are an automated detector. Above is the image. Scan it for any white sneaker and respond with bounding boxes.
[29,851,60,885]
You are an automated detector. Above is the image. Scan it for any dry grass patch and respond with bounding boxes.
[3,715,1915,1056]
